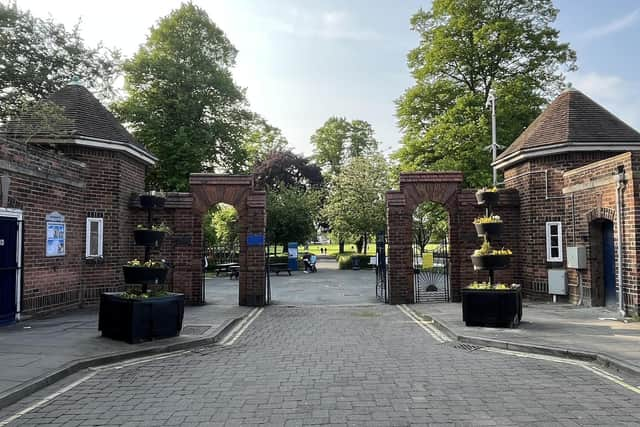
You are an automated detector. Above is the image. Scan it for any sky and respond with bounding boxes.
[12,0,640,157]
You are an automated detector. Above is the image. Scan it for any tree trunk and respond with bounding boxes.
[339,240,345,254]
[363,234,368,254]
[355,236,364,254]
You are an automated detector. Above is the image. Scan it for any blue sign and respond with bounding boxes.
[287,242,298,271]
[247,234,265,246]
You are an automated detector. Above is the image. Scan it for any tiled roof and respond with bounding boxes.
[496,88,640,164]
[47,84,146,149]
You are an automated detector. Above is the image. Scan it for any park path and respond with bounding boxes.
[1,303,639,426]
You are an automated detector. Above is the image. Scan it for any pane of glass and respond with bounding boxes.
[89,221,99,256]
[551,247,559,258]
[550,224,558,236]
[551,236,558,247]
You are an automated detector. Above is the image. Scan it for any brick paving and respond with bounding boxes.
[2,304,639,426]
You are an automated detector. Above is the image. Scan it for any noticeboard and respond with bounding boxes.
[46,222,66,257]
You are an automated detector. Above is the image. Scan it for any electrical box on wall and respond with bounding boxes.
[567,246,587,269]
[548,269,567,295]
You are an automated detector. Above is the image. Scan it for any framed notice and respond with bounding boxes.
[46,221,66,257]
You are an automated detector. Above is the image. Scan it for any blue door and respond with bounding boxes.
[0,217,18,325]
[602,221,617,307]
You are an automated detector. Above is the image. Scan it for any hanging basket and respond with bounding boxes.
[475,191,499,206]
[123,265,168,285]
[133,229,166,247]
[474,222,503,238]
[470,254,510,270]
[139,194,155,209]
[153,195,166,208]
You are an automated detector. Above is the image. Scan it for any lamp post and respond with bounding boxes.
[485,89,497,186]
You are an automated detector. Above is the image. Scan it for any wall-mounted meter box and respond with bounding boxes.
[548,269,567,295]
[566,246,587,269]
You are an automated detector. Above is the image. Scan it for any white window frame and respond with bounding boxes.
[545,221,563,262]
[85,218,104,258]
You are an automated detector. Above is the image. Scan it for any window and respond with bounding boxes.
[546,221,563,262]
[86,218,103,258]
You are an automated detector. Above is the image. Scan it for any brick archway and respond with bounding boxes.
[190,174,267,306]
[386,172,464,304]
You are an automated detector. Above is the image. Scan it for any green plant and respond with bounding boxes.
[121,289,170,299]
[126,259,165,268]
[473,240,512,256]
[477,186,498,193]
[466,282,514,290]
[152,223,171,233]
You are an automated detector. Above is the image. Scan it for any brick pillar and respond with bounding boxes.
[387,191,414,304]
[239,192,267,306]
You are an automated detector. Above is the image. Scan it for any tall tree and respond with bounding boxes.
[114,3,249,191]
[310,117,379,177]
[243,114,289,167]
[395,0,576,187]
[0,2,120,124]
[266,186,320,253]
[254,150,323,191]
[413,202,448,255]
[322,154,389,254]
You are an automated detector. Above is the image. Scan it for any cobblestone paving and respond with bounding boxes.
[4,305,640,426]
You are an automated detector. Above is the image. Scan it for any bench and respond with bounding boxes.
[215,262,239,276]
[269,263,291,276]
[229,266,239,280]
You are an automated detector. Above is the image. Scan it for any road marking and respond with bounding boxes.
[91,350,192,371]
[219,307,264,347]
[482,345,640,395]
[0,371,97,426]
[397,305,451,344]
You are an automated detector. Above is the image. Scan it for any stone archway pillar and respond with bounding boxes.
[386,191,414,304]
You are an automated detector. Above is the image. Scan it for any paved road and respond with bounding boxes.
[2,303,639,426]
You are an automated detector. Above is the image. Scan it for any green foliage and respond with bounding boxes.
[311,117,379,177]
[337,254,373,270]
[212,205,239,247]
[413,202,448,254]
[243,114,289,167]
[114,3,248,191]
[323,155,389,250]
[0,2,120,124]
[266,187,321,248]
[395,0,576,187]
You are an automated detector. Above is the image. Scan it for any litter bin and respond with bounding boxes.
[352,257,360,270]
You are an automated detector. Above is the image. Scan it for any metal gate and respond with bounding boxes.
[414,237,450,303]
[264,242,272,305]
[375,231,388,303]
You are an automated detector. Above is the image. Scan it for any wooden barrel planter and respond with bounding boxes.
[470,254,510,270]
[474,222,503,238]
[462,287,522,328]
[122,265,168,285]
[133,229,165,247]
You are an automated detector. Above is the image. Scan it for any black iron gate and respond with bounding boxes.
[414,237,450,303]
[375,231,388,303]
[264,242,272,305]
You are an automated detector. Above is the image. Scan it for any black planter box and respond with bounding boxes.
[471,254,510,270]
[474,222,503,238]
[99,292,185,343]
[133,229,166,247]
[475,191,499,206]
[462,288,522,328]
[123,266,168,285]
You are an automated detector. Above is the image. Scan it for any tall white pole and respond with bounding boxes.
[490,90,497,186]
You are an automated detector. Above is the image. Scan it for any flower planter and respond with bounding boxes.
[98,292,184,343]
[123,265,168,285]
[471,254,510,270]
[475,191,499,206]
[139,194,155,208]
[133,229,166,247]
[474,222,503,238]
[462,287,522,328]
[153,195,166,208]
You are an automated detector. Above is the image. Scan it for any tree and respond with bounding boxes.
[395,0,576,187]
[266,187,320,253]
[212,205,239,248]
[311,117,379,177]
[0,2,120,124]
[254,150,323,191]
[322,154,389,254]
[114,3,249,191]
[243,114,289,167]
[413,202,448,255]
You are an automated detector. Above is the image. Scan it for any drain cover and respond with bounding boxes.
[450,342,481,352]
[181,325,212,336]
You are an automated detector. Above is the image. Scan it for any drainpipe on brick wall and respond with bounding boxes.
[615,167,626,316]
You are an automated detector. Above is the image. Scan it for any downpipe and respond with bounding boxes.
[615,169,626,316]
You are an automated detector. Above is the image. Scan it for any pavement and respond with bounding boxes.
[1,304,638,426]
[412,301,640,376]
[0,303,251,409]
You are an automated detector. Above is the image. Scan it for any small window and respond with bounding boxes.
[86,218,103,258]
[546,221,563,262]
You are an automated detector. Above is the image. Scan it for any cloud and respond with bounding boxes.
[260,8,382,42]
[569,72,640,130]
[581,8,640,40]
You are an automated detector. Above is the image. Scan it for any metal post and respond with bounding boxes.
[485,90,497,186]
[615,169,626,316]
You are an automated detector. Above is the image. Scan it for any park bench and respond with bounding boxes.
[229,265,239,279]
[269,263,291,276]
[215,262,239,276]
